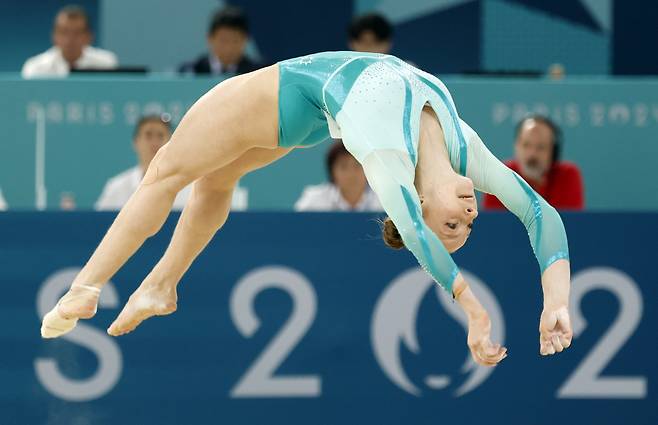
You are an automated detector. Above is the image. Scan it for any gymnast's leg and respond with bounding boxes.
[41,66,281,338]
[107,147,292,336]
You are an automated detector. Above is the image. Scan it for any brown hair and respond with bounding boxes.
[56,5,91,31]
[133,114,172,139]
[326,141,352,183]
[382,217,405,249]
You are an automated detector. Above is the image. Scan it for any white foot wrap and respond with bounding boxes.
[40,284,101,339]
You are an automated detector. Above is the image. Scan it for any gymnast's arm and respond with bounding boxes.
[360,148,507,364]
[459,119,571,308]
[360,149,461,294]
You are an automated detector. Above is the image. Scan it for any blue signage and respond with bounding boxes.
[0,212,655,425]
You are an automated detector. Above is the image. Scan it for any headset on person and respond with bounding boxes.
[515,115,562,164]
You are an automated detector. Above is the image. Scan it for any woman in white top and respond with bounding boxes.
[295,141,382,211]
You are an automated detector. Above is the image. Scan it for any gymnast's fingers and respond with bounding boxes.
[470,346,497,367]
[552,334,564,352]
[540,339,553,356]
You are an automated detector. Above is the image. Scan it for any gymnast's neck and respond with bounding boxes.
[414,108,457,197]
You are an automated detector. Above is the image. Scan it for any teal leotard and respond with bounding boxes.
[278,51,569,293]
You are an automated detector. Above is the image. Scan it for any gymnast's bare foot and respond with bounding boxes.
[107,284,177,336]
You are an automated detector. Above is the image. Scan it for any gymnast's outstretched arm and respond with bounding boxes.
[359,148,506,366]
[460,119,573,355]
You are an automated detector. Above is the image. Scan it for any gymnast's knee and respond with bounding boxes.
[141,145,196,194]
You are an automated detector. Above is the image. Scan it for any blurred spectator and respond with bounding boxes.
[0,188,7,211]
[60,192,76,211]
[548,63,566,80]
[348,13,393,54]
[483,115,584,210]
[96,115,247,211]
[96,115,188,210]
[295,142,382,211]
[179,6,261,76]
[22,5,117,79]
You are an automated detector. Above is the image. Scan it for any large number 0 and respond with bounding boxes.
[230,266,321,398]
[558,267,646,398]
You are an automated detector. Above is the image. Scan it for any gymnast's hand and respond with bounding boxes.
[467,310,507,367]
[454,275,507,367]
[539,305,572,356]
[539,259,573,356]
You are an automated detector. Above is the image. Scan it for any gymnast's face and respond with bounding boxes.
[208,27,248,66]
[134,120,171,171]
[422,175,478,253]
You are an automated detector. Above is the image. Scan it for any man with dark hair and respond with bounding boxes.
[179,6,261,76]
[347,13,393,54]
[22,5,117,78]
[483,115,584,210]
[295,141,382,211]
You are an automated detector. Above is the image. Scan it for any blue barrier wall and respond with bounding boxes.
[0,212,655,425]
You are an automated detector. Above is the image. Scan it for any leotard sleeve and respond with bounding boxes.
[459,119,569,272]
[360,149,460,293]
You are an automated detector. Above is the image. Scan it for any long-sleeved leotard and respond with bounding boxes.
[278,52,569,293]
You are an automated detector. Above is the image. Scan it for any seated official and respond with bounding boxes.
[179,6,261,77]
[95,115,249,211]
[96,116,190,210]
[22,5,117,79]
[295,141,382,212]
[348,12,393,54]
[483,115,584,210]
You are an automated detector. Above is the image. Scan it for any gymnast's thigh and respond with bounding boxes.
[149,67,281,183]
[194,146,294,192]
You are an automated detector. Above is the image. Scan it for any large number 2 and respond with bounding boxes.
[558,267,646,398]
[230,266,321,398]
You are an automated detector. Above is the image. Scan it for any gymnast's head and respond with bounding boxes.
[382,175,478,253]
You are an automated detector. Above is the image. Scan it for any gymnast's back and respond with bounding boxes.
[276,51,569,294]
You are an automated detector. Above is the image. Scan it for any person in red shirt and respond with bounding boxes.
[483,115,584,210]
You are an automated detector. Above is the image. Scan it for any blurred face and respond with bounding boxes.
[422,175,478,253]
[208,27,247,66]
[332,153,367,198]
[52,13,91,64]
[514,119,555,181]
[134,121,170,169]
[349,30,391,54]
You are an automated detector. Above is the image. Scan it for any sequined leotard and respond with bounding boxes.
[277,51,569,292]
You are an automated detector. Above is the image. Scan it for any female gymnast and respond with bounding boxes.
[41,51,573,366]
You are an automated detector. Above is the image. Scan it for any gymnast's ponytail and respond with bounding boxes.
[382,217,405,249]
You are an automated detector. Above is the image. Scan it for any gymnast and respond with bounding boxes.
[41,51,573,366]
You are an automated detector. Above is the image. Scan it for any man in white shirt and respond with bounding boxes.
[96,115,247,211]
[295,142,382,212]
[22,5,118,79]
